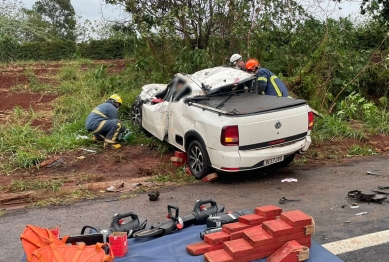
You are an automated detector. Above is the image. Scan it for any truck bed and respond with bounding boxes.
[193,93,307,115]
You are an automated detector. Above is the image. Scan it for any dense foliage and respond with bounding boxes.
[0,0,388,114]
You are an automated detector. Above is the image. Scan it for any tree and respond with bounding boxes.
[32,0,76,40]
[334,0,389,24]
[0,0,52,43]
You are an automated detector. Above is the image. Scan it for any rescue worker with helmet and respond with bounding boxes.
[85,94,127,149]
[245,59,289,97]
[229,54,246,70]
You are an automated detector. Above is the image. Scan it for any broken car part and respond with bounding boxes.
[279,197,301,204]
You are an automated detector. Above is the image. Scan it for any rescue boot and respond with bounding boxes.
[104,138,121,149]
[104,143,122,149]
[92,135,104,143]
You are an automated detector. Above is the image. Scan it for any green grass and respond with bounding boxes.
[150,164,197,184]
[7,179,64,192]
[348,145,377,156]
[312,115,365,142]
[0,58,170,174]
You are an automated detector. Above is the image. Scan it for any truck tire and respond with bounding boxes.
[130,101,142,127]
[187,140,212,180]
[278,153,295,167]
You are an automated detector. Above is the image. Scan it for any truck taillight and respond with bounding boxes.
[221,125,239,146]
[308,111,314,130]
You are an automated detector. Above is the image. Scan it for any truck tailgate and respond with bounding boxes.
[238,105,309,150]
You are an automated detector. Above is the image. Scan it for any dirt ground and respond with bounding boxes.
[0,145,174,208]
[0,60,127,130]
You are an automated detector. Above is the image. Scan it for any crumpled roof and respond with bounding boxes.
[185,66,254,91]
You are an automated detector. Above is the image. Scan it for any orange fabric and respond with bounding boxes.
[21,225,114,262]
[30,242,114,262]
[21,225,67,262]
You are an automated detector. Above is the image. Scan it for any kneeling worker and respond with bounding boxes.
[85,94,126,149]
[245,59,289,97]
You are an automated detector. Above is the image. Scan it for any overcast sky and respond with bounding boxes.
[20,0,126,22]
[20,0,361,22]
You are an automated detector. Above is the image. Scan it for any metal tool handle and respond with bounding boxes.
[112,212,139,226]
[81,225,101,235]
[194,199,217,213]
[168,205,179,221]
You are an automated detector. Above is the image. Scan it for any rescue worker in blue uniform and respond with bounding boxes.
[245,59,289,97]
[85,94,126,149]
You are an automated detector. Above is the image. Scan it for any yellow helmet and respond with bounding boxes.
[109,94,122,105]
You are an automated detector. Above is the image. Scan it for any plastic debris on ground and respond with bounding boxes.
[81,148,97,153]
[281,178,298,183]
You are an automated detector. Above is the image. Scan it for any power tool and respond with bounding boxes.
[81,212,147,238]
[133,199,225,238]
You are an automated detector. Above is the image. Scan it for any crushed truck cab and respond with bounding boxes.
[130,66,313,179]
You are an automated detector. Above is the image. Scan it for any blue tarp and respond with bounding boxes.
[116,225,343,262]
[21,225,343,262]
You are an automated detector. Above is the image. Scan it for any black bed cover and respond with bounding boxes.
[192,93,307,115]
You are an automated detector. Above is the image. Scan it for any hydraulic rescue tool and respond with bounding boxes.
[81,212,147,238]
[200,209,254,240]
[133,199,225,238]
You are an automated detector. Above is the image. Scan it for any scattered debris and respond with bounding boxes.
[378,186,389,190]
[76,135,89,140]
[341,205,346,208]
[46,158,64,168]
[281,178,298,183]
[106,186,116,192]
[77,156,86,160]
[366,171,381,176]
[276,186,282,190]
[105,198,119,202]
[355,212,367,216]
[279,197,301,204]
[344,221,351,223]
[201,173,218,182]
[148,191,160,201]
[348,189,387,203]
[350,205,359,209]
[132,183,142,187]
[39,157,61,168]
[81,148,97,153]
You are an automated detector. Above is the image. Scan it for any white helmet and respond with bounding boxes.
[230,54,242,65]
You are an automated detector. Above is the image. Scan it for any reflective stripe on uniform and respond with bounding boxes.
[257,77,267,82]
[270,76,282,97]
[92,109,108,119]
[112,122,122,141]
[91,120,107,134]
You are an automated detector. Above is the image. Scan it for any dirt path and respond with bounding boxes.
[0,60,127,130]
[2,156,389,261]
[0,145,175,208]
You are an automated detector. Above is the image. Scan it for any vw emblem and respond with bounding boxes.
[275,121,282,129]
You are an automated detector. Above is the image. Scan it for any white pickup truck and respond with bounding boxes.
[130,67,313,179]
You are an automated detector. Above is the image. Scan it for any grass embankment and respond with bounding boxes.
[0,59,170,174]
[1,59,389,175]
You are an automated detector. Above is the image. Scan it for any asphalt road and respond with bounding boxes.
[2,156,389,262]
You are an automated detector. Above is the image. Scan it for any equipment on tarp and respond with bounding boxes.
[133,199,225,238]
[81,212,147,238]
[206,209,253,227]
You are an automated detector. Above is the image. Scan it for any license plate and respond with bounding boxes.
[264,156,284,166]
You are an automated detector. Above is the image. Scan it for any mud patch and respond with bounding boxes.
[0,92,57,111]
[0,145,175,207]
